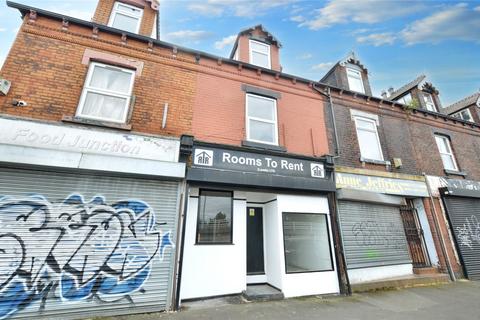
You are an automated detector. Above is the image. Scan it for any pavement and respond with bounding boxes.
[95,280,480,320]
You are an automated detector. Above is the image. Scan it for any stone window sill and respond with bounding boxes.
[360,157,391,166]
[242,140,286,152]
[62,115,132,131]
[444,169,467,177]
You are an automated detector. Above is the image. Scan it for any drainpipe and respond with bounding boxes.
[155,8,160,40]
[174,182,189,310]
[423,174,456,282]
[312,84,351,295]
[312,84,340,157]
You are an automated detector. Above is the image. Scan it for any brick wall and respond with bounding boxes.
[0,15,193,138]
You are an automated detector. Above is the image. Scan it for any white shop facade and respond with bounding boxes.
[0,116,185,319]
[178,142,340,302]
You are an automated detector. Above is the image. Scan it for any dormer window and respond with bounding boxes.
[452,109,473,122]
[346,68,365,94]
[109,2,143,34]
[249,40,271,69]
[423,92,437,112]
[397,93,413,105]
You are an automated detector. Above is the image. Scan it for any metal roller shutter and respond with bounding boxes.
[442,196,480,280]
[0,167,180,319]
[338,201,412,269]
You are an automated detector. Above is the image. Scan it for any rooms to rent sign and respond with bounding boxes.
[192,146,325,179]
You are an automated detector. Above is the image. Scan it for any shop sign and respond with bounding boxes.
[0,117,179,162]
[336,172,428,197]
[192,146,326,179]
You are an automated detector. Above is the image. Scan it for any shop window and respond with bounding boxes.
[423,92,437,112]
[249,40,271,69]
[346,68,365,94]
[434,135,459,171]
[76,62,135,123]
[354,116,384,161]
[246,93,278,145]
[109,2,143,34]
[196,190,233,244]
[282,213,333,273]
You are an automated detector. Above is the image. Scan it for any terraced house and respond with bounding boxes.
[0,0,480,319]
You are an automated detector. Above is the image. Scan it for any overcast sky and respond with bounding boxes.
[1,0,479,106]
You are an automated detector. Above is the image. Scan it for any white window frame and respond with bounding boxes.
[434,135,459,171]
[354,116,384,161]
[453,109,473,122]
[346,67,365,94]
[76,62,136,124]
[423,92,437,112]
[397,93,413,105]
[249,39,271,69]
[245,93,278,145]
[108,1,143,34]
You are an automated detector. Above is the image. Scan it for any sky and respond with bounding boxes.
[0,0,479,106]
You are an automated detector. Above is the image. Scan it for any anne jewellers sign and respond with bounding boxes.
[192,146,326,179]
[0,118,179,162]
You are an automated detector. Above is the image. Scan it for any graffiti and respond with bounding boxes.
[352,220,405,250]
[0,194,173,319]
[456,215,480,249]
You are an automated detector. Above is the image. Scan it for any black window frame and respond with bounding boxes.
[195,189,234,245]
[282,212,335,274]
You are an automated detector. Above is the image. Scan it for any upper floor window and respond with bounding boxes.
[77,62,135,123]
[109,2,143,34]
[434,135,458,171]
[246,93,278,145]
[346,68,365,94]
[423,92,437,112]
[452,109,473,122]
[397,93,413,105]
[354,116,383,161]
[249,40,271,69]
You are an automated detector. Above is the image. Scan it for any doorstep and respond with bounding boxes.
[242,284,284,302]
[351,273,450,293]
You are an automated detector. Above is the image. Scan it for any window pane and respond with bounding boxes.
[90,65,132,93]
[251,51,269,68]
[441,154,456,171]
[250,41,269,54]
[347,74,364,93]
[197,191,232,243]
[117,3,142,16]
[461,110,472,121]
[423,93,433,103]
[81,92,127,121]
[248,95,275,120]
[357,129,382,160]
[283,213,333,273]
[112,13,139,33]
[249,119,275,143]
[435,136,449,153]
[355,118,376,130]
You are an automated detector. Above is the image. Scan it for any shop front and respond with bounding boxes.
[0,116,184,319]
[336,169,439,284]
[178,142,339,301]
[438,178,480,280]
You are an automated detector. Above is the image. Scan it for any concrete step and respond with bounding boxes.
[351,274,450,293]
[413,267,440,275]
[242,284,284,302]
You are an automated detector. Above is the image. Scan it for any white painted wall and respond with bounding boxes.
[180,188,246,300]
[348,264,413,284]
[413,198,439,267]
[264,200,283,290]
[276,194,340,298]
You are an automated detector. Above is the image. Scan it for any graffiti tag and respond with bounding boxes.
[352,220,405,250]
[0,194,173,319]
[456,215,480,249]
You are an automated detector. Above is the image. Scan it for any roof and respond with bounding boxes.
[229,24,281,59]
[442,92,480,115]
[388,74,426,100]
